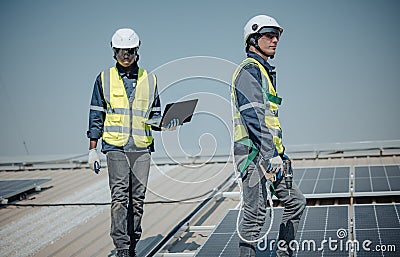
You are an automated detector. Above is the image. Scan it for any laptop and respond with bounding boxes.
[144,99,198,128]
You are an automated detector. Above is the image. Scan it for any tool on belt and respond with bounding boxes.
[283,159,293,189]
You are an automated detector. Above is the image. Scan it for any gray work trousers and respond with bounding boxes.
[106,151,151,251]
[237,152,306,257]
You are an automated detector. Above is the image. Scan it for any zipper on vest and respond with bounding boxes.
[129,100,133,139]
[127,79,136,142]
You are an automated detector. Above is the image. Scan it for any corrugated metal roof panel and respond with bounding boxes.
[0,162,234,257]
[1,152,399,257]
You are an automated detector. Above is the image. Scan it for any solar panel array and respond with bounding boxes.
[195,206,350,257]
[293,166,350,198]
[353,204,400,257]
[0,178,51,202]
[353,165,400,196]
[194,164,400,257]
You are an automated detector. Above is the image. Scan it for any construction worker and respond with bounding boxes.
[232,15,306,257]
[87,28,178,257]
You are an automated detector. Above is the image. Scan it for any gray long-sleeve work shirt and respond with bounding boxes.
[234,51,282,160]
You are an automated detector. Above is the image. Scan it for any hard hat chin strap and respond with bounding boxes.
[249,35,274,59]
[254,39,274,60]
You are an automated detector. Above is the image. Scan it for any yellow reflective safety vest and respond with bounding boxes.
[101,67,156,148]
[232,57,284,156]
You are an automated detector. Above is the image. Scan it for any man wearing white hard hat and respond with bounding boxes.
[232,15,306,256]
[87,28,178,257]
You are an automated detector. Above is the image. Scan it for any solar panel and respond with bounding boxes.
[353,204,400,257]
[353,165,400,196]
[0,178,51,203]
[293,166,350,198]
[195,205,350,257]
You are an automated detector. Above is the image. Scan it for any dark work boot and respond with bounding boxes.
[129,246,137,257]
[116,249,130,257]
[129,240,137,257]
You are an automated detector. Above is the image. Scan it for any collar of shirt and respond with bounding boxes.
[247,50,277,90]
[246,50,275,73]
[116,62,139,79]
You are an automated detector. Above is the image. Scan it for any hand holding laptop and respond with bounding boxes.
[162,118,180,131]
[144,99,198,131]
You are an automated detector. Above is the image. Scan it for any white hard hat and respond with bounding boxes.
[244,15,283,45]
[111,28,140,48]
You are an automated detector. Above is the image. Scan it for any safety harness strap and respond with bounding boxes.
[237,138,259,175]
[260,72,282,105]
[266,92,282,105]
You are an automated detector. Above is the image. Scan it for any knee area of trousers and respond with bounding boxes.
[112,201,128,208]
[131,201,145,211]
[298,196,307,211]
[111,191,129,202]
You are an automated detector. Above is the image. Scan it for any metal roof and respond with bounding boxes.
[0,160,235,257]
[0,146,399,257]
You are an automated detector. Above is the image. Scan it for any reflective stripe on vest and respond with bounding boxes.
[101,67,156,148]
[232,57,284,157]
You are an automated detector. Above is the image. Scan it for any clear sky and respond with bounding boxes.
[0,0,399,158]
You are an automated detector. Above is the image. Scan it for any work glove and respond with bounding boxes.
[162,118,180,131]
[258,155,283,182]
[268,155,284,173]
[264,155,283,174]
[88,149,101,174]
